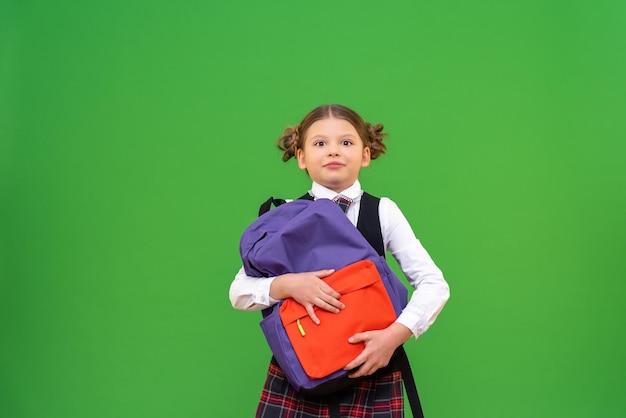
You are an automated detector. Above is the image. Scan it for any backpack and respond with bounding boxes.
[239,197,424,417]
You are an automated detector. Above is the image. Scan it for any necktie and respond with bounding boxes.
[332,195,353,213]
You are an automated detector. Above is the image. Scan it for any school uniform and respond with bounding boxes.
[230,180,450,418]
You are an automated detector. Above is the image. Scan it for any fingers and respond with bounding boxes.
[305,300,337,325]
[305,291,343,314]
[344,357,363,374]
[292,269,344,322]
[348,332,367,344]
[305,304,320,325]
[344,332,368,372]
[344,330,400,378]
[345,353,375,378]
[316,292,345,312]
[344,332,387,378]
[314,274,344,312]
[318,282,342,302]
[348,365,368,378]
[345,354,383,379]
[314,269,335,279]
[305,287,344,325]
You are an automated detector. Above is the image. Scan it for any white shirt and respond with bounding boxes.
[229,180,450,337]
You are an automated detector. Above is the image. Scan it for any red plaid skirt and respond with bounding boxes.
[256,362,404,418]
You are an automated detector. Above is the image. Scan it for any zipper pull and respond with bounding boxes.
[296,318,306,337]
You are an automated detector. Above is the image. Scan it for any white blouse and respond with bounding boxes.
[229,180,450,337]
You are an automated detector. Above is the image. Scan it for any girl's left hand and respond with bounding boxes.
[343,323,413,378]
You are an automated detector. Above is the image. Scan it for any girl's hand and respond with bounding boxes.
[344,323,413,378]
[270,270,345,325]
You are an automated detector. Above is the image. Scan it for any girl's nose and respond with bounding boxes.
[327,145,340,156]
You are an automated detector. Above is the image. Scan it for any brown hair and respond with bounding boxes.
[277,104,387,162]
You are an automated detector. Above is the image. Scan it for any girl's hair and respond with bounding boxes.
[277,104,387,162]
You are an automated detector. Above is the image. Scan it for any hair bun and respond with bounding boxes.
[277,124,300,162]
[367,123,387,159]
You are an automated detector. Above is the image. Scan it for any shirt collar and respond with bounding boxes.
[310,180,363,201]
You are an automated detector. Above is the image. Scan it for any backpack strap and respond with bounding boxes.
[357,192,385,258]
[396,346,425,418]
[258,197,287,217]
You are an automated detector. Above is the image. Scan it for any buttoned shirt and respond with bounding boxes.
[229,180,450,337]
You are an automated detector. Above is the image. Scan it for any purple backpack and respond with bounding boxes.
[239,198,424,417]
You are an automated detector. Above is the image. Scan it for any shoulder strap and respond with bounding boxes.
[357,192,385,257]
[258,193,312,216]
[397,346,425,418]
[258,197,287,217]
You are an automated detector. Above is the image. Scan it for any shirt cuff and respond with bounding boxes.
[396,311,429,339]
[251,276,279,308]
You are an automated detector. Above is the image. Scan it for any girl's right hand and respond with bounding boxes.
[269,269,344,325]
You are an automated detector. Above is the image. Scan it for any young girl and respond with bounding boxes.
[229,104,450,418]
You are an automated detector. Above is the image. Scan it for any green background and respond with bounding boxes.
[2,1,625,417]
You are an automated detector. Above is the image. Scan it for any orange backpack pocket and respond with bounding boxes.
[279,259,397,379]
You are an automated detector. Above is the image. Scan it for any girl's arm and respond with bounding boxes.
[382,197,450,337]
[229,267,345,324]
[345,197,450,378]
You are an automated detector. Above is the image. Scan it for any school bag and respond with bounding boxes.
[239,196,424,417]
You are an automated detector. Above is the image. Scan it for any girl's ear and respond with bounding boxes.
[361,146,371,168]
[296,148,307,170]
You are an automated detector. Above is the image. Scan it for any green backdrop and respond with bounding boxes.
[2,1,625,417]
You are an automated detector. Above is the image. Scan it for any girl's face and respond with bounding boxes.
[296,117,371,193]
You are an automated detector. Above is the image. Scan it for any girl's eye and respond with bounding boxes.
[341,140,353,146]
[313,140,326,147]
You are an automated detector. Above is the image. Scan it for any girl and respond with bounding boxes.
[229,104,450,418]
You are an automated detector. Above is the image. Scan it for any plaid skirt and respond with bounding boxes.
[256,362,404,418]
